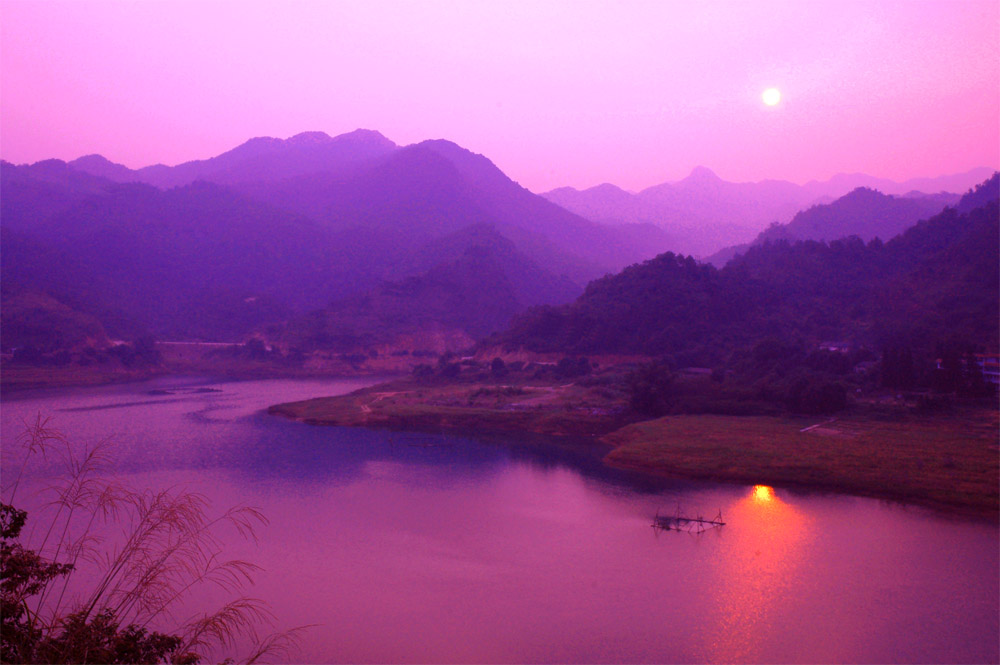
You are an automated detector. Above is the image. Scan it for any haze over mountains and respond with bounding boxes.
[56,129,675,278]
[499,175,1000,366]
[705,187,960,267]
[544,165,993,257]
[2,128,994,358]
[2,130,671,346]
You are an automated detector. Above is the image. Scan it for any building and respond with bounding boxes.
[934,352,1000,386]
[974,353,1000,385]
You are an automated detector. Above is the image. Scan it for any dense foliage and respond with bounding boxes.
[275,238,579,352]
[1,503,184,664]
[500,179,999,373]
[0,419,304,664]
[1,131,667,343]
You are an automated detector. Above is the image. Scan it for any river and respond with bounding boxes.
[2,376,997,663]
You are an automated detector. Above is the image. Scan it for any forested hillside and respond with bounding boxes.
[705,186,956,266]
[274,237,582,353]
[499,176,999,369]
[2,130,664,344]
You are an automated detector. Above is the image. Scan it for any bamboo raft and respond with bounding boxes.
[652,508,726,533]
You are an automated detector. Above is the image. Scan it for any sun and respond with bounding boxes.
[762,87,781,106]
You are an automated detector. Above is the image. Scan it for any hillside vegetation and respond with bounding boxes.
[1,130,671,344]
[500,175,999,369]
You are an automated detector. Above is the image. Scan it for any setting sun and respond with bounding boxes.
[762,88,781,106]
[752,485,775,502]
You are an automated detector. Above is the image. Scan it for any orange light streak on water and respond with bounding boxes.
[703,484,813,663]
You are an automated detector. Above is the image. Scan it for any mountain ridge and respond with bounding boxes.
[542,166,994,258]
[499,175,1000,366]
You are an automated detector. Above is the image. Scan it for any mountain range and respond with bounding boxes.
[2,128,994,357]
[704,186,960,267]
[2,130,671,344]
[499,175,1000,366]
[543,166,993,257]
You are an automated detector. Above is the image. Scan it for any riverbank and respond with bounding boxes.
[0,342,411,393]
[603,411,999,518]
[270,378,999,518]
[267,376,631,437]
[0,365,162,392]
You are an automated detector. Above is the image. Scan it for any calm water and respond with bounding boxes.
[2,377,997,663]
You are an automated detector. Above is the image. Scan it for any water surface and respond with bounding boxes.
[2,377,997,663]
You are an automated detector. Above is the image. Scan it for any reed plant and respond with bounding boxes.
[1,414,306,664]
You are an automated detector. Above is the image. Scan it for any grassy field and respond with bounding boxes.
[14,357,995,518]
[0,365,160,392]
[272,377,998,516]
[0,342,405,393]
[268,376,631,437]
[602,409,999,517]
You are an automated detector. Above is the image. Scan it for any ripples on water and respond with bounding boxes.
[2,377,997,663]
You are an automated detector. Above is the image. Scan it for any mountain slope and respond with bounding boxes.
[499,176,1000,365]
[704,187,957,266]
[233,138,675,281]
[275,241,572,353]
[65,130,675,279]
[542,167,989,258]
[3,155,587,342]
[0,160,116,233]
[0,286,110,353]
[69,129,398,188]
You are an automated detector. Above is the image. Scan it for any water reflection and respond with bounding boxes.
[704,484,813,663]
[2,380,997,663]
[752,484,775,502]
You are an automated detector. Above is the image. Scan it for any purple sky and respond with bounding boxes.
[2,0,997,192]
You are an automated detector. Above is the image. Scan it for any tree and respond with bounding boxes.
[882,345,915,390]
[786,377,847,415]
[555,356,591,379]
[1,417,304,664]
[626,362,674,417]
[1,501,186,664]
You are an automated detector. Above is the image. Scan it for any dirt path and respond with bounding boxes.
[361,391,408,415]
[799,417,836,433]
[510,383,575,408]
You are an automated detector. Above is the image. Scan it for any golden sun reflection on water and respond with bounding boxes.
[703,484,814,663]
[752,484,775,502]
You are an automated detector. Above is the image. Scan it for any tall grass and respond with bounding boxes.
[1,415,308,664]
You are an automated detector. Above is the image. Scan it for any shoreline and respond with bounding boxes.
[269,380,999,520]
[5,366,995,520]
[603,448,998,521]
[0,363,403,394]
[600,412,999,519]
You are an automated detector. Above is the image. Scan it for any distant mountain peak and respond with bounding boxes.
[843,186,885,199]
[287,131,334,145]
[682,165,722,184]
[332,128,396,148]
[243,136,283,146]
[416,138,466,153]
[71,154,115,166]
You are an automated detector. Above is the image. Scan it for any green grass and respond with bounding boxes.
[602,410,999,517]
[0,365,159,391]
[268,377,629,437]
[270,375,999,517]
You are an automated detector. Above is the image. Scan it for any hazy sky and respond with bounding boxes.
[2,0,997,192]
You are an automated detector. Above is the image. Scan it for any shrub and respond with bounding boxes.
[626,362,674,417]
[786,377,848,415]
[490,358,507,378]
[555,356,592,379]
[1,416,304,664]
[412,363,434,379]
